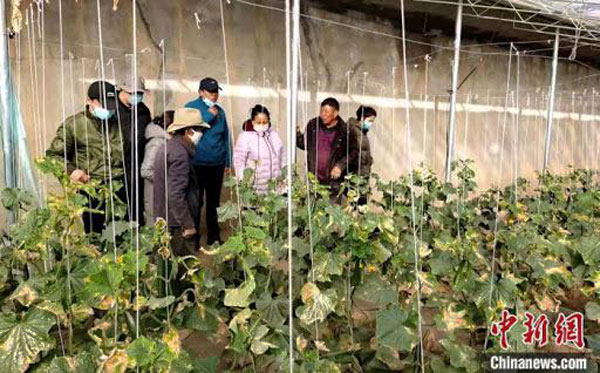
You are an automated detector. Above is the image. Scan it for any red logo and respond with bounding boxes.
[554,312,584,349]
[490,310,519,349]
[491,310,585,350]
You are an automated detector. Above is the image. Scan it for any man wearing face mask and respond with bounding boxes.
[46,80,128,233]
[348,105,377,205]
[153,108,210,256]
[117,73,152,226]
[296,97,359,203]
[185,77,231,246]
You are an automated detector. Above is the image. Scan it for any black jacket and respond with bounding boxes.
[153,135,200,229]
[296,116,359,186]
[116,99,152,224]
[347,117,373,176]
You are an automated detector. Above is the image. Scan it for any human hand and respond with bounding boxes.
[182,228,197,238]
[70,169,89,183]
[225,168,232,176]
[209,106,218,116]
[330,166,342,180]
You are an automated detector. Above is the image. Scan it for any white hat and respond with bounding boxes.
[118,73,146,93]
[167,108,210,133]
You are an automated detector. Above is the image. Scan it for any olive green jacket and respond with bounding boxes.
[46,109,128,181]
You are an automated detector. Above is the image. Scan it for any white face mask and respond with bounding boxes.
[189,129,203,145]
[253,123,269,133]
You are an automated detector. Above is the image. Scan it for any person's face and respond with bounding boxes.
[87,98,102,114]
[252,113,269,126]
[319,105,338,125]
[119,90,132,106]
[201,90,219,103]
[364,115,376,125]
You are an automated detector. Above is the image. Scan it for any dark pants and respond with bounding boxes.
[194,164,225,245]
[169,227,197,257]
[82,182,129,234]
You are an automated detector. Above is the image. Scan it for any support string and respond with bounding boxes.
[484,46,513,350]
[399,0,424,370]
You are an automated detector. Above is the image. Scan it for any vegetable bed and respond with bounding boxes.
[0,158,598,372]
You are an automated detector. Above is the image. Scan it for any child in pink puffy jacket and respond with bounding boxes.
[234,105,286,194]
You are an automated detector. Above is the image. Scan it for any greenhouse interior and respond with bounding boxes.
[0,0,599,371]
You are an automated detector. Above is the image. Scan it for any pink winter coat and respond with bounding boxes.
[234,127,286,194]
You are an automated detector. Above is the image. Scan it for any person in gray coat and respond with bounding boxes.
[153,108,209,256]
[141,111,173,225]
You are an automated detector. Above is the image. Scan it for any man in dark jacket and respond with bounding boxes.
[348,105,377,205]
[117,73,152,226]
[46,80,128,234]
[296,97,359,202]
[153,108,209,256]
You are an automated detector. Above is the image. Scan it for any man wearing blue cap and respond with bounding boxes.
[185,77,231,246]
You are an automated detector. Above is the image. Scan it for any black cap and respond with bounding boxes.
[199,77,222,93]
[88,81,117,110]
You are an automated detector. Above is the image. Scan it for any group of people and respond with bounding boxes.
[46,76,378,254]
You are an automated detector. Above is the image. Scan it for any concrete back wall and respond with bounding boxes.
[7,0,600,194]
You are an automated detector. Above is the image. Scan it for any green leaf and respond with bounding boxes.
[375,305,415,352]
[224,277,256,308]
[586,302,600,322]
[353,274,397,310]
[256,293,287,327]
[586,334,600,356]
[85,264,123,298]
[192,356,219,373]
[42,353,95,373]
[300,359,340,373]
[429,252,457,276]
[578,236,600,266]
[10,280,40,307]
[182,305,219,333]
[430,356,463,373]
[148,296,175,310]
[101,221,132,243]
[291,237,310,258]
[0,308,56,373]
[250,325,276,355]
[218,202,239,222]
[127,337,155,368]
[439,338,480,373]
[373,242,392,263]
[308,251,347,282]
[1,188,33,212]
[244,226,267,240]
[296,282,336,325]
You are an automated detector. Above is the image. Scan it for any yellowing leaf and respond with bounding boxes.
[296,283,336,325]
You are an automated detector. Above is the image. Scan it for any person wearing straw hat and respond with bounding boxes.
[46,80,129,234]
[153,108,210,256]
[117,73,152,227]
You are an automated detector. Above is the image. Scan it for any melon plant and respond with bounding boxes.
[0,157,597,372]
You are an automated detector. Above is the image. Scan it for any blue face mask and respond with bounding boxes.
[361,120,373,131]
[130,93,143,106]
[202,97,216,107]
[93,107,114,120]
